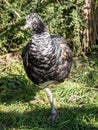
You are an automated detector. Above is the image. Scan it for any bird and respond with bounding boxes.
[22,13,72,124]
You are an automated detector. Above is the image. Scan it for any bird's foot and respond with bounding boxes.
[49,111,58,125]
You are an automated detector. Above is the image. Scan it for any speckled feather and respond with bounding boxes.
[22,13,72,85]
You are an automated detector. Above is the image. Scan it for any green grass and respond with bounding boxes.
[0,55,98,130]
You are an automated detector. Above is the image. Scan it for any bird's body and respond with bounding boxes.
[22,13,72,124]
[22,32,72,84]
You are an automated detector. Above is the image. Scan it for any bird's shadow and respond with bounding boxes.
[0,73,40,104]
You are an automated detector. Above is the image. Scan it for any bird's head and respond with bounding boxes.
[24,13,47,34]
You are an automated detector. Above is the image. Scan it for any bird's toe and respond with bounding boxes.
[49,111,59,125]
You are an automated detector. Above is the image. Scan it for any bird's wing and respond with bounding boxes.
[51,36,72,62]
[60,39,72,62]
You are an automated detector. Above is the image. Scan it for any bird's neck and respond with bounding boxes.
[32,31,51,44]
[33,20,47,34]
[32,27,48,35]
[31,31,54,55]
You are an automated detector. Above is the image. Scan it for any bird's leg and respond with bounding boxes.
[44,87,57,124]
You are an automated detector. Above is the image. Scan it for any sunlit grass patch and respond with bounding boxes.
[0,55,98,130]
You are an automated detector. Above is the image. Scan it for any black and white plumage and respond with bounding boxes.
[22,13,72,124]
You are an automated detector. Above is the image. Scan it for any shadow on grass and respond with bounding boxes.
[0,60,98,129]
[0,105,98,130]
[0,74,98,130]
[0,74,40,104]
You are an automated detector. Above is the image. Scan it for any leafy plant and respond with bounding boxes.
[0,0,84,55]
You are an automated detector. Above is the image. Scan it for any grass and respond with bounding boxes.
[0,54,98,130]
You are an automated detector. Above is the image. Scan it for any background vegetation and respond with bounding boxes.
[0,0,84,55]
[0,0,98,130]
